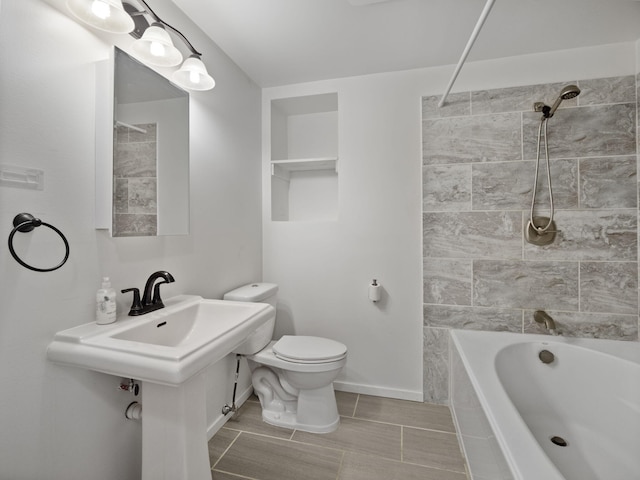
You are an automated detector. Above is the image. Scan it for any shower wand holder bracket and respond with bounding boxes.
[525,217,557,246]
[533,102,552,118]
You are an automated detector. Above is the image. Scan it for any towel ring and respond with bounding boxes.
[8,213,70,272]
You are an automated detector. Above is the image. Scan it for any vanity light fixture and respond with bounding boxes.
[131,22,183,67]
[67,0,135,33]
[172,55,216,91]
[66,0,215,91]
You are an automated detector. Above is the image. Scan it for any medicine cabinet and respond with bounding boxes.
[96,47,190,237]
[270,93,338,221]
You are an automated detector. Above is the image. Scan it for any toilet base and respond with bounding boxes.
[263,410,340,434]
[259,384,340,434]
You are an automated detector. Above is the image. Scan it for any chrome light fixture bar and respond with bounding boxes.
[66,0,215,91]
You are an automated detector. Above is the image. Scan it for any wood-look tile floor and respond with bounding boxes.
[208,392,469,480]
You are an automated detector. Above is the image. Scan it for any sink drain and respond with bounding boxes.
[550,436,568,447]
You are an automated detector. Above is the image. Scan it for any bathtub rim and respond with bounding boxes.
[449,330,640,480]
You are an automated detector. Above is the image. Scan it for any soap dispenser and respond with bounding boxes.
[96,277,117,325]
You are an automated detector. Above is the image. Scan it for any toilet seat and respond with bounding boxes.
[273,336,347,364]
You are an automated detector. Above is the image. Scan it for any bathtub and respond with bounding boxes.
[449,329,640,480]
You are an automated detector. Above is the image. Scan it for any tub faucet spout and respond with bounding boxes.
[534,310,559,336]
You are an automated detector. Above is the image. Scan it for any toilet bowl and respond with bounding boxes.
[224,283,347,433]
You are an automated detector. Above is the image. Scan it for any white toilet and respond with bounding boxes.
[224,283,347,433]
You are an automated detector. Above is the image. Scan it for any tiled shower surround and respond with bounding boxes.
[113,123,158,236]
[422,75,638,403]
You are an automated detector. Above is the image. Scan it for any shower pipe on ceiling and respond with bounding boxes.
[438,0,496,108]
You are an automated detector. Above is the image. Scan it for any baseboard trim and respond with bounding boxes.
[333,381,423,402]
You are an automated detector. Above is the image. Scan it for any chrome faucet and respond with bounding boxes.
[121,271,175,316]
[534,310,559,336]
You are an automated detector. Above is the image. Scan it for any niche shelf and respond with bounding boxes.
[270,93,339,222]
[271,157,338,177]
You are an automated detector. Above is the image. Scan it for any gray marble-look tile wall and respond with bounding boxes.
[113,123,158,237]
[422,75,639,404]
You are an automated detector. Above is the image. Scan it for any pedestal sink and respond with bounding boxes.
[47,295,275,480]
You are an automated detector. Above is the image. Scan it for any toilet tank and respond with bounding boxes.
[223,283,278,307]
[224,283,278,355]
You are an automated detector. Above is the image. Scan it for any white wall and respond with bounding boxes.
[0,0,261,478]
[262,42,636,402]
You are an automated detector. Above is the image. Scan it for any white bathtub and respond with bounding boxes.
[449,329,640,480]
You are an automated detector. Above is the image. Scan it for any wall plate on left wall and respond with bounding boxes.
[0,163,44,190]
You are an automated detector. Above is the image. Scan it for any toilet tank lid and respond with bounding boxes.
[223,283,278,302]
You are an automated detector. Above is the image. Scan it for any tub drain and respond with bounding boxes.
[539,349,555,364]
[550,436,568,447]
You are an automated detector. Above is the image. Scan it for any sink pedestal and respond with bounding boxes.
[142,372,210,480]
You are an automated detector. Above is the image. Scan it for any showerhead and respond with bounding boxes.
[559,84,580,100]
[545,84,580,118]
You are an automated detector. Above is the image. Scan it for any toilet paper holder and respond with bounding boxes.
[369,279,381,302]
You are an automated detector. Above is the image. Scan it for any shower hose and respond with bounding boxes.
[529,117,554,234]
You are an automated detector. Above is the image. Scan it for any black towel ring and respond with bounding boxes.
[8,213,70,272]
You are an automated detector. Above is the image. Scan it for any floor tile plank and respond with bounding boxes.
[354,395,456,432]
[338,452,468,480]
[292,416,402,461]
[214,432,343,480]
[403,427,466,472]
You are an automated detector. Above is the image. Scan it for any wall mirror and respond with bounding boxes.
[96,47,190,236]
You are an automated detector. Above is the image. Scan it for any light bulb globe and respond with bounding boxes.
[66,0,134,33]
[172,56,215,91]
[131,24,183,67]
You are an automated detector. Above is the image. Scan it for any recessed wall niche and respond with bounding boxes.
[270,93,338,221]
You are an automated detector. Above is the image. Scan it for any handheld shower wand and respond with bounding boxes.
[541,84,581,118]
[526,85,581,246]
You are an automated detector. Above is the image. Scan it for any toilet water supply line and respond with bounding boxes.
[438,0,496,108]
[222,354,242,416]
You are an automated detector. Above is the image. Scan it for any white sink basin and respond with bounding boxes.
[47,295,275,385]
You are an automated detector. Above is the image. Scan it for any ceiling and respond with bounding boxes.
[172,0,640,88]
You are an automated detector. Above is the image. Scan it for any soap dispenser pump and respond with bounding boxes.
[96,277,117,325]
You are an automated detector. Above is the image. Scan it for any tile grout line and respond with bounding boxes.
[351,393,360,417]
[335,450,346,480]
[225,427,298,443]
[344,413,458,435]
[233,428,351,456]
[211,430,242,470]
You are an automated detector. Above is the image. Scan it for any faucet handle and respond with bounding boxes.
[121,288,143,316]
